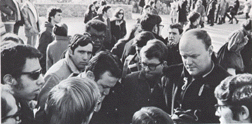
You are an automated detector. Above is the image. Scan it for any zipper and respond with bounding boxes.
[181,78,194,103]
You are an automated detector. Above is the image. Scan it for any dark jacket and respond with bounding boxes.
[90,82,126,124]
[110,19,126,47]
[166,43,182,66]
[162,63,230,123]
[84,11,97,23]
[17,99,37,124]
[37,21,54,74]
[122,71,167,123]
[207,0,217,18]
[178,0,188,22]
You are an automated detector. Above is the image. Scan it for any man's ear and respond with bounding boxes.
[239,105,251,121]
[68,48,74,56]
[208,45,214,56]
[3,74,18,86]
[163,61,168,67]
[86,71,95,81]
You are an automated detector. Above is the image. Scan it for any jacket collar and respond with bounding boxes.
[65,50,81,74]
[55,35,70,41]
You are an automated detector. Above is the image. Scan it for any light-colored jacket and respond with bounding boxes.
[37,52,81,110]
[46,35,70,70]
[21,2,40,36]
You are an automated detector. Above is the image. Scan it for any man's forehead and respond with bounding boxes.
[88,27,106,35]
[168,28,179,33]
[22,58,41,72]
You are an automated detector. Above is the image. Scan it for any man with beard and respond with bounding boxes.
[166,23,183,66]
[36,34,93,123]
[122,39,168,123]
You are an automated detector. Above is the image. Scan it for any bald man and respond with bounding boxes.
[162,29,230,123]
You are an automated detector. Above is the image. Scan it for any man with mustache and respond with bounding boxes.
[1,44,45,124]
[162,29,230,123]
[36,34,93,123]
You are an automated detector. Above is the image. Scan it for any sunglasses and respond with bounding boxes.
[2,108,21,123]
[21,69,42,80]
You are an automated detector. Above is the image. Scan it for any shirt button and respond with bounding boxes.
[148,99,150,101]
[115,108,118,111]
[112,91,115,93]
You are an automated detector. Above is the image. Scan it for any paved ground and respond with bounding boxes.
[17,13,246,52]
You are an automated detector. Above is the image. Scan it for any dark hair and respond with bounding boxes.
[169,23,183,34]
[102,5,111,14]
[183,29,212,49]
[47,7,62,22]
[93,1,98,5]
[132,106,174,124]
[1,45,42,86]
[53,24,68,36]
[140,39,168,62]
[86,4,94,14]
[100,0,107,6]
[215,74,252,121]
[69,34,93,52]
[187,11,200,23]
[140,14,162,31]
[132,31,155,47]
[144,5,151,9]
[85,20,107,32]
[242,19,251,31]
[1,33,24,44]
[114,8,124,19]
[85,51,122,81]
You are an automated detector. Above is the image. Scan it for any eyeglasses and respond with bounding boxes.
[91,35,106,42]
[2,108,21,123]
[214,104,233,111]
[21,69,42,80]
[141,62,162,71]
[118,12,124,15]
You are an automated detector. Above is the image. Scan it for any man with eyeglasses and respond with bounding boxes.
[214,73,252,124]
[162,29,230,123]
[36,34,93,123]
[85,20,107,54]
[92,5,112,50]
[122,39,168,123]
[121,13,166,63]
[1,44,45,124]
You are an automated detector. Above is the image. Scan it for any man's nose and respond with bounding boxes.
[185,58,193,65]
[36,74,45,86]
[82,52,88,60]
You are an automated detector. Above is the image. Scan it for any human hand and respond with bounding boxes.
[171,108,198,123]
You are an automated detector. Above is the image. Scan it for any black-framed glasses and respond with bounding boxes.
[21,69,42,80]
[141,62,162,71]
[91,35,106,42]
[118,12,124,15]
[214,104,233,111]
[2,108,21,123]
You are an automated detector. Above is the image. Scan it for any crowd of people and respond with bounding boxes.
[1,0,252,124]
